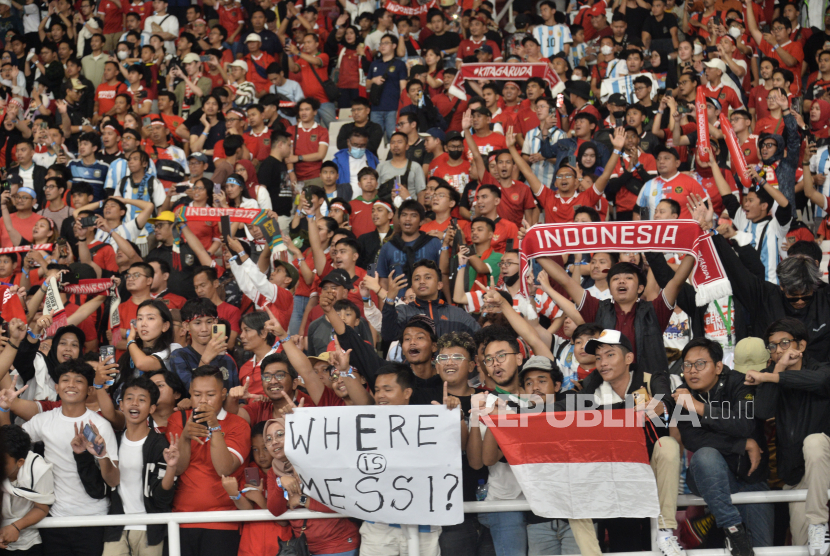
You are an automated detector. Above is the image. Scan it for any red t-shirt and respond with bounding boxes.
[167,409,251,529]
[237,466,292,556]
[740,134,761,166]
[244,52,275,93]
[429,153,470,195]
[754,117,784,135]
[98,0,123,34]
[156,291,187,310]
[213,135,269,163]
[698,170,738,215]
[287,123,328,181]
[217,2,245,42]
[64,302,97,345]
[457,38,501,60]
[88,241,118,273]
[420,217,472,244]
[296,53,331,104]
[468,131,507,162]
[701,84,743,113]
[243,392,316,425]
[116,298,141,359]
[348,197,376,238]
[481,172,535,228]
[95,82,128,116]
[127,0,151,27]
[491,217,518,253]
[759,39,804,91]
[611,151,657,212]
[217,301,242,332]
[748,84,773,122]
[536,185,602,224]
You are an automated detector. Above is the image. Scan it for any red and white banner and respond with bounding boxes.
[695,87,711,164]
[487,409,659,519]
[384,0,436,26]
[719,113,752,189]
[0,244,53,254]
[520,221,731,306]
[177,206,264,224]
[62,279,115,296]
[449,63,561,101]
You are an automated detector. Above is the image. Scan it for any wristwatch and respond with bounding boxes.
[298,494,309,507]
[298,155,304,162]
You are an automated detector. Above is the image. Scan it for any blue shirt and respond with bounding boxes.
[368,57,408,112]
[69,160,110,201]
[376,235,442,280]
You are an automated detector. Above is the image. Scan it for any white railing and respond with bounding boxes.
[28,490,827,556]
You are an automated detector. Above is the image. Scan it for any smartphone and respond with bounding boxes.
[175,183,190,193]
[80,215,97,227]
[212,323,227,340]
[142,116,151,127]
[705,45,718,53]
[366,262,377,276]
[0,180,9,193]
[304,187,313,206]
[285,37,290,47]
[505,239,514,251]
[199,55,210,62]
[214,182,223,196]
[664,90,672,98]
[451,218,457,229]
[100,345,116,385]
[83,424,103,455]
[244,467,261,486]
[712,15,723,27]
[556,93,564,108]
[39,122,47,130]
[220,215,231,240]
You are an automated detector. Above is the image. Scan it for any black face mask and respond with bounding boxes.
[613,111,626,120]
[503,272,519,287]
[447,149,464,160]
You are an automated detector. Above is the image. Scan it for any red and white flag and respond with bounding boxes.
[487,408,660,519]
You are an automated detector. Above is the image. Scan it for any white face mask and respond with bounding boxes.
[571,75,581,81]
[600,45,613,55]
[728,26,742,39]
[117,50,128,60]
[693,43,703,55]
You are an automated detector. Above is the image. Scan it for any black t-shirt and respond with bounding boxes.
[257,156,292,217]
[641,13,677,41]
[618,5,652,39]
[804,32,830,74]
[421,31,461,54]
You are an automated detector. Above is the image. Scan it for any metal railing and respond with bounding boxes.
[26,489,828,555]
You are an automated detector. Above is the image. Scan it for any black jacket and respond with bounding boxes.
[753,357,830,485]
[380,297,480,343]
[712,233,830,360]
[335,121,385,155]
[103,430,176,546]
[357,229,388,270]
[676,368,769,483]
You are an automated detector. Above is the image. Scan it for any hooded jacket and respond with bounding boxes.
[759,112,799,210]
[675,368,769,484]
[380,297,480,343]
[333,148,379,190]
[13,326,87,402]
[753,356,830,485]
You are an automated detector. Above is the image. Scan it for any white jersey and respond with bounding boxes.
[732,202,790,284]
[532,24,572,58]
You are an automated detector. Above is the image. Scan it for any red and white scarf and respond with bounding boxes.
[719,112,751,189]
[520,221,731,306]
[695,86,711,164]
[449,63,561,101]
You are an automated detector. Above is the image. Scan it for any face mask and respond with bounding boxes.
[448,149,463,160]
[600,45,613,55]
[693,44,703,55]
[571,76,581,81]
[503,273,519,287]
[349,147,365,159]
[613,110,626,120]
[117,50,128,60]
[728,27,742,39]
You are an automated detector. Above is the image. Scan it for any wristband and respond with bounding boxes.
[0,406,8,413]
[229,492,243,500]
[228,254,238,263]
[711,228,719,236]
[94,384,104,389]
[7,341,17,350]
[614,149,625,156]
[127,340,136,348]
[11,524,19,533]
[439,246,449,252]
[21,269,28,277]
[385,297,396,306]
[202,131,209,136]
[457,264,467,270]
[656,109,664,114]
[27,330,37,340]
[362,296,370,302]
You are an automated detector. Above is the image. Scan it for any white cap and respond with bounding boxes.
[245,33,262,43]
[704,59,727,73]
[181,52,201,65]
[0,0,12,8]
[229,60,248,72]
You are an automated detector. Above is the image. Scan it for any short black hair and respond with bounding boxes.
[123,375,161,406]
[471,216,495,233]
[398,198,425,220]
[572,323,603,342]
[607,262,645,288]
[193,265,219,283]
[574,206,601,222]
[765,317,809,344]
[333,298,360,315]
[191,365,226,386]
[788,240,822,263]
[56,359,95,388]
[147,257,171,275]
[477,183,501,198]
[181,297,219,322]
[334,237,360,255]
[680,337,724,365]
[376,363,413,390]
[2,425,31,461]
[251,420,268,438]
[129,261,154,279]
[260,351,297,379]
[657,198,681,216]
[413,259,442,281]
[481,325,521,355]
[297,97,321,111]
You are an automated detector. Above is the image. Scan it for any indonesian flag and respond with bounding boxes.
[487,408,660,519]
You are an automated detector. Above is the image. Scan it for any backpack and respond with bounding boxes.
[155,159,186,183]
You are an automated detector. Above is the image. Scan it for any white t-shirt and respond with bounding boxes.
[663,307,691,350]
[22,408,119,517]
[118,435,148,531]
[143,13,180,55]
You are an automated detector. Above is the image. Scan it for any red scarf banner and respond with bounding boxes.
[0,286,27,322]
[695,87,711,164]
[384,0,436,26]
[449,63,561,101]
[62,279,116,296]
[0,244,53,254]
[175,206,268,224]
[719,113,751,189]
[520,221,731,306]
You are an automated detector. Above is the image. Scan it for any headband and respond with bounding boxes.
[226,176,243,188]
[331,202,346,212]
[374,200,394,213]
[103,124,121,135]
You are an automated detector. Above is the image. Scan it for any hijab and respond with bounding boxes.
[576,141,600,176]
[236,158,260,199]
[811,99,830,139]
[264,418,295,478]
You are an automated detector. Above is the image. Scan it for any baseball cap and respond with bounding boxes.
[0,0,12,7]
[320,269,357,289]
[704,59,727,73]
[471,106,491,117]
[308,352,332,365]
[445,131,463,143]
[606,93,627,107]
[515,13,531,28]
[732,337,769,374]
[705,96,722,111]
[585,329,634,356]
[518,355,558,381]
[402,314,437,341]
[423,128,446,142]
[589,3,605,17]
[70,78,87,90]
[181,52,200,65]
[245,33,262,43]
[148,211,175,224]
[653,145,680,160]
[475,45,494,55]
[188,152,209,164]
[275,260,300,289]
[230,60,249,72]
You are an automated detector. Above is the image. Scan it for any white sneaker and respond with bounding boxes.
[808,523,830,556]
[657,529,687,556]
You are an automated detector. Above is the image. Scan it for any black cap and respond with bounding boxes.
[566,80,592,101]
[606,93,628,107]
[403,314,437,341]
[515,13,531,27]
[445,131,463,143]
[471,106,491,117]
[653,145,680,160]
[320,269,357,289]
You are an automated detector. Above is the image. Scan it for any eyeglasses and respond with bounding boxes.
[761,143,778,149]
[44,184,58,190]
[433,193,450,200]
[767,338,795,353]
[483,352,517,367]
[262,372,288,382]
[436,354,467,363]
[785,293,813,303]
[396,122,407,127]
[771,26,786,32]
[264,429,285,445]
[226,118,241,123]
[192,186,206,191]
[682,359,711,371]
[555,175,574,180]
[380,41,394,46]
[124,272,148,279]
[498,261,519,268]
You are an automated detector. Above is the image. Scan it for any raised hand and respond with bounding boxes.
[362,271,381,294]
[164,434,180,467]
[263,306,285,338]
[278,391,304,417]
[385,270,408,301]
[221,474,240,497]
[505,126,517,149]
[229,377,265,402]
[6,318,26,343]
[0,384,27,411]
[431,382,460,410]
[461,109,472,131]
[610,126,626,151]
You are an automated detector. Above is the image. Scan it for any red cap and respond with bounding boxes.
[589,3,605,17]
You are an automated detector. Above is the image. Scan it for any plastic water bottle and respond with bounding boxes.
[475,480,488,502]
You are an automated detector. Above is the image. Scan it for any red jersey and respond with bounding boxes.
[243,52,275,93]
[611,151,657,212]
[155,290,187,310]
[759,39,804,91]
[98,0,123,34]
[217,301,242,332]
[420,216,472,244]
[467,131,507,163]
[481,172,535,228]
[168,409,251,529]
[701,83,743,112]
[88,241,118,273]
[740,134,761,166]
[236,467,292,556]
[491,217,518,253]
[754,116,784,135]
[295,53,331,104]
[348,197,376,238]
[536,185,603,224]
[95,81,128,116]
[429,153,471,195]
[217,2,245,41]
[697,170,738,215]
[457,38,501,60]
[287,123,328,181]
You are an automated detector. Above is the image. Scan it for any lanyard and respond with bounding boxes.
[713,296,733,347]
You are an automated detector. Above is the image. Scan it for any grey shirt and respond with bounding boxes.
[377,159,426,198]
